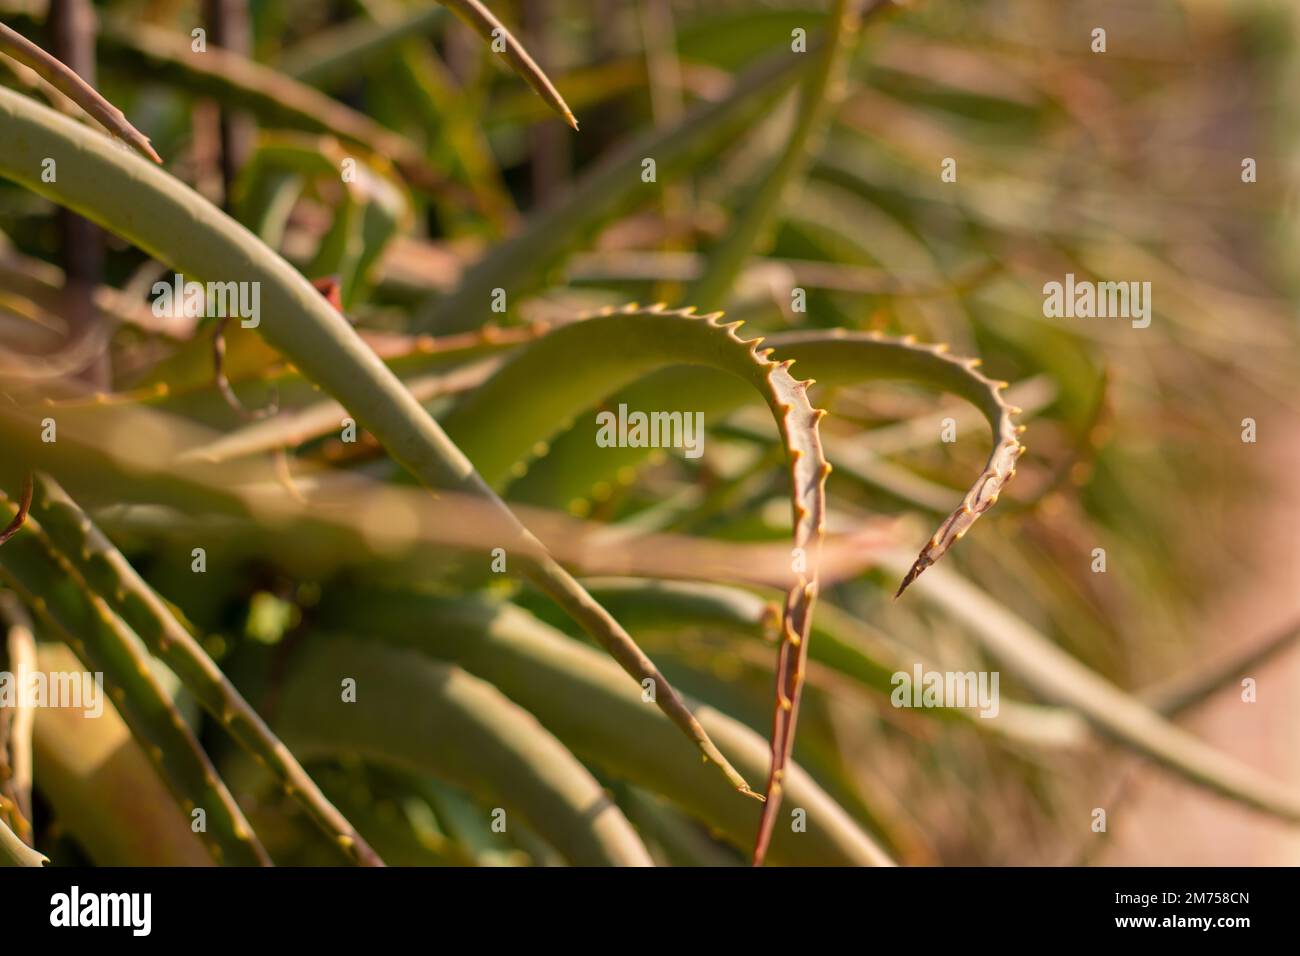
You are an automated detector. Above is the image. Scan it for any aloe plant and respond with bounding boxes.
[0,0,1296,871]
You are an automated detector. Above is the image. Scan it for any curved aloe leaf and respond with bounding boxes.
[0,86,749,799]
[274,635,653,866]
[439,303,830,855]
[780,332,1024,597]
[505,329,1025,597]
[0,505,268,865]
[22,473,383,867]
[447,321,1024,858]
[315,591,894,866]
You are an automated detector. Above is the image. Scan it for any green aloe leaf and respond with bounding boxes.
[438,303,831,856]
[272,635,653,866]
[461,328,1024,596]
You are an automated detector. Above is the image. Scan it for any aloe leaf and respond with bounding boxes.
[774,332,1024,597]
[437,0,576,130]
[0,505,268,865]
[316,591,894,866]
[897,557,1300,824]
[0,87,750,799]
[273,635,653,866]
[464,328,1023,597]
[440,326,1023,860]
[22,473,383,867]
[438,316,1019,861]
[439,303,830,850]
[0,22,160,163]
[685,0,861,308]
[442,306,827,492]
[413,43,814,332]
[30,644,211,865]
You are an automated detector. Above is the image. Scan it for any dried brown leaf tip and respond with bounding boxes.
[444,0,578,131]
[0,472,34,547]
[312,275,344,313]
[894,352,1025,599]
[752,359,829,865]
